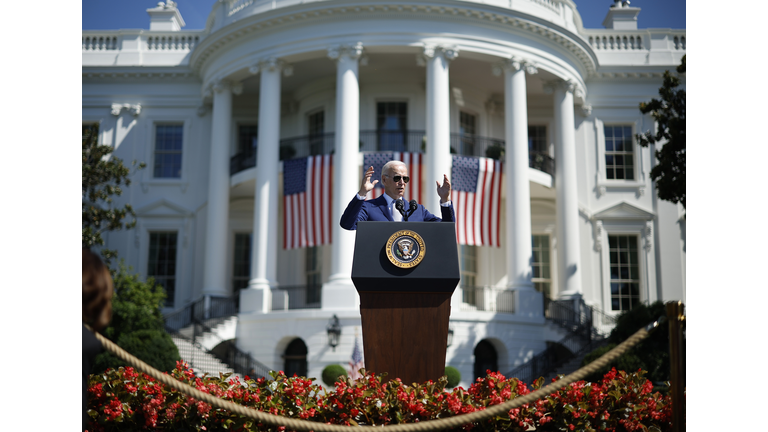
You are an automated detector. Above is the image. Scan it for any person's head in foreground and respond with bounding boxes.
[82,249,114,331]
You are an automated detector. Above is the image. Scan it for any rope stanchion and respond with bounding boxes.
[87,319,661,432]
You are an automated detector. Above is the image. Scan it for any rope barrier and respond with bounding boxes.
[87,319,660,431]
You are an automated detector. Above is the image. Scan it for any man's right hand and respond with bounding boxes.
[359,165,379,197]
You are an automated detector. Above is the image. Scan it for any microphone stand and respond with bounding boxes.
[395,199,408,221]
[407,200,418,220]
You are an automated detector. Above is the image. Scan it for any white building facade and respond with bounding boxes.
[83,0,685,388]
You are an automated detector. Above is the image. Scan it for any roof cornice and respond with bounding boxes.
[189,1,598,78]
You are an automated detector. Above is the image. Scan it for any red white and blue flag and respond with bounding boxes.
[362,152,422,204]
[283,155,333,249]
[451,155,503,247]
[348,333,365,381]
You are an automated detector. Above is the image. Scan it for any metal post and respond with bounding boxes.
[666,301,685,432]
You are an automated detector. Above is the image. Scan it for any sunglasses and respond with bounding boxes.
[389,175,410,184]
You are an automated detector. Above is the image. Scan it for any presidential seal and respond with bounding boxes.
[385,230,426,268]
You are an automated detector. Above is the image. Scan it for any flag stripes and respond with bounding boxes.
[451,155,503,247]
[283,155,333,249]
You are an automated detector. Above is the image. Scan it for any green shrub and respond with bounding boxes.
[95,329,180,373]
[91,262,180,373]
[582,301,685,384]
[580,343,645,383]
[321,364,348,387]
[444,366,461,388]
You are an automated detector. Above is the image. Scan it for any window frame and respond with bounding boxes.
[594,118,646,196]
[458,110,478,156]
[141,117,192,192]
[146,230,180,308]
[531,234,553,300]
[152,123,185,179]
[459,244,478,305]
[135,205,191,311]
[595,214,657,316]
[236,123,259,157]
[307,109,326,156]
[375,101,409,152]
[232,232,252,292]
[606,233,642,312]
[305,246,323,305]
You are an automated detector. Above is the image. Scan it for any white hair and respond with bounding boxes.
[381,160,406,180]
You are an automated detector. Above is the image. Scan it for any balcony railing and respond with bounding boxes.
[229,131,555,177]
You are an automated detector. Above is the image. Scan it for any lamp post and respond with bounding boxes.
[327,314,341,351]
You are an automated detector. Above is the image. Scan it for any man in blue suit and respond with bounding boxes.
[340,160,455,230]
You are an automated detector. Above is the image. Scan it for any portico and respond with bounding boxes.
[194,43,586,317]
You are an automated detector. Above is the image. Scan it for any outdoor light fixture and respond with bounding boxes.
[447,327,454,347]
[327,314,341,351]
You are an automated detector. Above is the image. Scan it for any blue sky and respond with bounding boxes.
[82,0,685,30]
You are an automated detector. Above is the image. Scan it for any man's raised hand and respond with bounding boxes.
[436,174,451,203]
[359,166,379,197]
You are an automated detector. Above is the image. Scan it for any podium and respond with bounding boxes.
[351,221,459,385]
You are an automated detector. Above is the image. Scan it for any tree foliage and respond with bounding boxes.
[92,263,180,373]
[636,55,686,208]
[582,301,685,385]
[82,124,145,263]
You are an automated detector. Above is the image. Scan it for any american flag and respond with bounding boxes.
[362,152,422,204]
[451,155,503,247]
[348,333,365,381]
[283,155,333,249]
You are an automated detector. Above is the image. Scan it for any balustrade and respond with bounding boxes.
[147,34,200,51]
[230,131,555,176]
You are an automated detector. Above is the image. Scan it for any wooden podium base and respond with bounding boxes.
[359,291,451,385]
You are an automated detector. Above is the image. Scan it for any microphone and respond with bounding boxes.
[395,199,407,220]
[407,200,418,220]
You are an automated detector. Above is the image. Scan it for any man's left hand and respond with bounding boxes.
[436,174,451,203]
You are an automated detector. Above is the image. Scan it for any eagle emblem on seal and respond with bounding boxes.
[386,230,426,268]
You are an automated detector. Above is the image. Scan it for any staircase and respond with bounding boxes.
[164,295,273,380]
[505,296,616,385]
[540,337,611,384]
[170,333,239,379]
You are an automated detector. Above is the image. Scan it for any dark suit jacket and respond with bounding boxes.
[340,195,455,230]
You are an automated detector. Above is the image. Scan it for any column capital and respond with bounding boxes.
[249,57,293,76]
[417,45,459,66]
[212,79,229,93]
[211,79,243,95]
[327,42,364,61]
[491,57,538,76]
[543,79,577,95]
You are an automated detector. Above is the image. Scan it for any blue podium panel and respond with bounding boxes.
[351,221,460,294]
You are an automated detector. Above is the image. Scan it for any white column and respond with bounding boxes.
[496,58,543,316]
[324,43,363,310]
[241,58,290,314]
[422,45,458,212]
[202,80,235,298]
[553,80,583,298]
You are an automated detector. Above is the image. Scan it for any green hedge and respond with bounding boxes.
[444,366,461,388]
[321,364,348,387]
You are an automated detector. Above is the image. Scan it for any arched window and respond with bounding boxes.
[284,338,308,378]
[474,340,498,380]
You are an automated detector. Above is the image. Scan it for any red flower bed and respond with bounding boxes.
[86,361,673,431]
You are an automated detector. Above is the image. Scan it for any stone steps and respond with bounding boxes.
[170,334,242,380]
